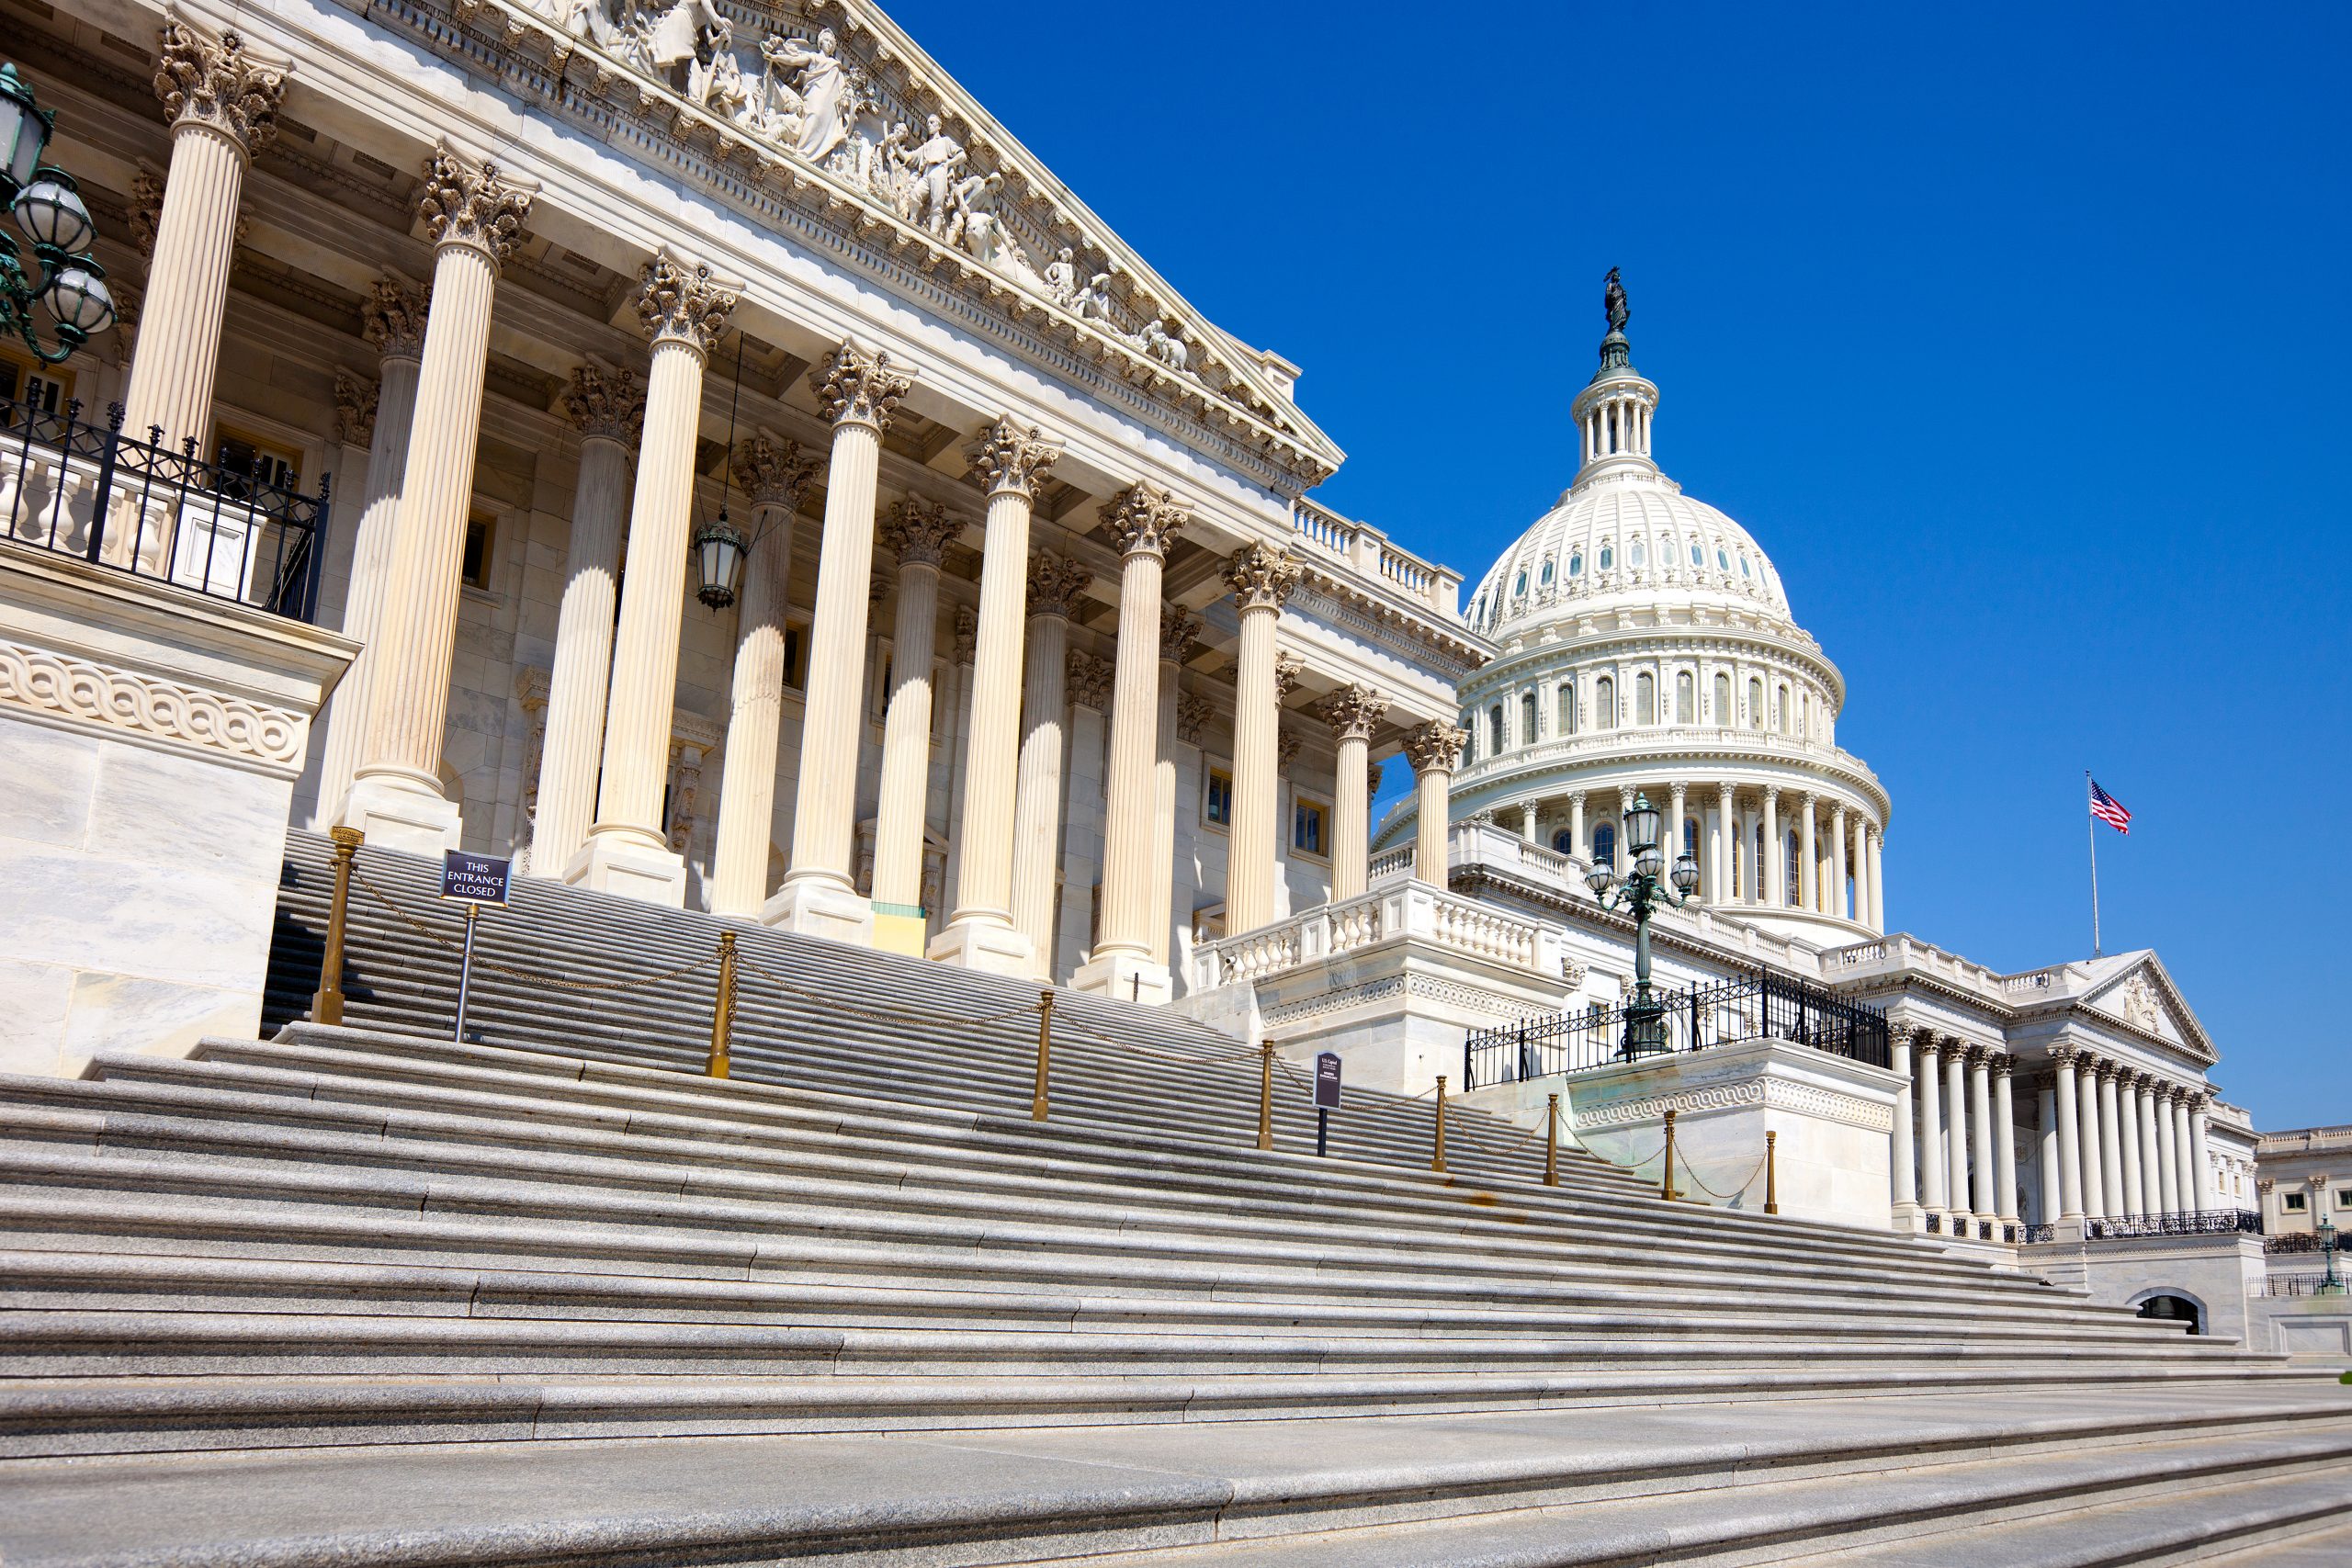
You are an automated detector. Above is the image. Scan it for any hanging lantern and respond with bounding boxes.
[0,64,53,196]
[692,507,748,609]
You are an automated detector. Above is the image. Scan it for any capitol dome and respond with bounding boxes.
[1384,273,1893,947]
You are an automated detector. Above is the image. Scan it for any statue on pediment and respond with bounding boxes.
[1045,247,1082,310]
[901,113,968,236]
[1139,319,1188,372]
[763,27,852,163]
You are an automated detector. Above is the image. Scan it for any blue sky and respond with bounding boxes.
[889,2,2350,1131]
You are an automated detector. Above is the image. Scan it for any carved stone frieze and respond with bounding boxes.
[1099,483,1189,560]
[811,341,912,430]
[332,369,379,447]
[880,496,960,568]
[0,637,303,771]
[729,433,819,509]
[1025,552,1094,619]
[360,274,431,360]
[153,20,288,156]
[560,362,647,446]
[416,146,535,265]
[967,417,1060,498]
[634,252,738,355]
[1222,541,1302,614]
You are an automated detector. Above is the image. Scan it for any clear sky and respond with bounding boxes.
[888,1,2351,1131]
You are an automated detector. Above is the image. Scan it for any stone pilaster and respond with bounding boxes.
[708,434,819,917]
[341,149,535,852]
[1007,553,1091,975]
[929,418,1060,975]
[1323,684,1387,901]
[869,497,962,951]
[1216,541,1300,937]
[1072,484,1191,1001]
[767,342,910,942]
[526,361,644,879]
[1403,720,1464,892]
[1149,606,1202,966]
[312,275,427,828]
[571,252,737,905]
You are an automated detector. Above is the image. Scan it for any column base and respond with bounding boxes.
[336,773,462,857]
[1892,1201,1928,1235]
[763,874,875,948]
[1069,948,1172,1007]
[564,826,686,908]
[870,902,929,959]
[925,915,1035,978]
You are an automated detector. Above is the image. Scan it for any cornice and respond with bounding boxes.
[1288,570,1487,682]
[1456,739,1891,824]
[1466,624,1846,706]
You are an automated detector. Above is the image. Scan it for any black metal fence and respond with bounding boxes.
[2084,1209,2264,1241]
[2263,1230,2327,1254]
[1463,970,1890,1089]
[3,396,331,622]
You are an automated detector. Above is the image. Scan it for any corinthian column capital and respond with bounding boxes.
[560,362,646,446]
[1403,719,1466,775]
[1176,690,1214,745]
[153,19,289,157]
[812,341,912,430]
[1159,606,1204,661]
[360,273,431,361]
[1026,551,1094,618]
[729,433,819,509]
[880,496,960,567]
[1222,541,1301,613]
[333,369,379,447]
[1323,683,1389,741]
[416,145,536,264]
[1066,650,1114,710]
[1101,483,1190,559]
[1273,650,1305,699]
[634,251,737,355]
[967,417,1061,498]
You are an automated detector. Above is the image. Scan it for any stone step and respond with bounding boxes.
[2202,1522,2352,1566]
[0,1389,2343,1565]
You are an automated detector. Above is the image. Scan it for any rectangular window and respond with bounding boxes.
[2284,1191,2308,1212]
[1292,796,1329,858]
[211,423,302,502]
[782,619,809,691]
[0,348,74,420]
[1204,766,1234,829]
[461,511,496,590]
[2337,1190,2352,1210]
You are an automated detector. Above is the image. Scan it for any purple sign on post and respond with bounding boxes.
[1315,1052,1342,1111]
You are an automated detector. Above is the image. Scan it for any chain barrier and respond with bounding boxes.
[1675,1145,1770,1203]
[346,866,717,992]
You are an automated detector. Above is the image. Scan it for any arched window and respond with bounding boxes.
[1683,818,1700,857]
[1786,829,1802,899]
[1599,543,1614,570]
[1553,829,1574,854]
[1539,557,1555,587]
[1629,537,1646,569]
[1512,569,1528,597]
[1521,691,1539,744]
[1747,676,1764,729]
[1635,672,1657,725]
[1596,676,1615,729]
[1556,681,1577,735]
[1487,705,1504,753]
[1690,540,1704,567]
[1675,671,1694,724]
[1738,553,1751,578]
[1712,671,1730,725]
[1754,821,1767,899]
[1777,683,1792,735]
[1593,823,1617,869]
[1717,547,1730,570]
[1568,550,1584,576]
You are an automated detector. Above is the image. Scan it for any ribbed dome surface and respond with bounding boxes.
[1466,470,1792,637]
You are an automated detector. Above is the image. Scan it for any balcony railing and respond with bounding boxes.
[2085,1210,2263,1241]
[2,398,331,623]
[1463,970,1890,1089]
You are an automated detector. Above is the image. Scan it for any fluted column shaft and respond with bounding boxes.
[871,500,960,927]
[1008,600,1076,974]
[2037,1084,2062,1224]
[1221,544,1297,935]
[2154,1091,2180,1217]
[1992,1063,2018,1223]
[2174,1097,2199,1213]
[531,430,634,876]
[2097,1068,2126,1217]
[1798,799,1817,912]
[708,491,797,916]
[1969,1051,1996,1218]
[1762,788,1781,907]
[2053,1051,2085,1220]
[1713,784,1735,903]
[314,329,423,824]
[2137,1085,2165,1217]
[2190,1105,2215,1210]
[2077,1065,2107,1220]
[1889,1029,1918,1211]
[1868,829,1885,931]
[2117,1077,2146,1215]
[1149,616,1199,965]
[1917,1042,1948,1213]
[1831,804,1850,920]
[1097,549,1168,956]
[1944,1044,1970,1223]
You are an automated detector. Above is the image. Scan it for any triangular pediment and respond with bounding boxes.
[2077,952,2215,1062]
[492,0,1340,481]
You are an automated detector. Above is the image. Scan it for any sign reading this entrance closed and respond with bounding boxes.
[439,850,512,906]
[1315,1052,1342,1110]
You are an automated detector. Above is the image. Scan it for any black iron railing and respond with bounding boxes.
[2085,1209,2263,1241]
[2257,1273,2346,1299]
[2,396,331,622]
[2264,1230,2325,1254]
[1463,970,1890,1089]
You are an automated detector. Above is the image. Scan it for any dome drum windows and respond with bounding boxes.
[1634,671,1657,726]
[1675,670,1695,725]
[1595,675,1616,729]
[1487,704,1505,754]
[1747,676,1764,730]
[1556,681,1577,736]
[1521,691,1539,745]
[1712,671,1731,727]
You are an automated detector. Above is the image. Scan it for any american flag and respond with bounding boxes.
[2089,780,2132,835]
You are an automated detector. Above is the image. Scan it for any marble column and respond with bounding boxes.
[866,498,961,948]
[2172,1093,2199,1213]
[766,343,910,942]
[1761,785,1781,907]
[1406,721,1466,895]
[313,276,427,827]
[1007,554,1091,974]
[2154,1087,2180,1217]
[1889,1022,1920,1220]
[1325,685,1387,902]
[1830,803,1850,920]
[2097,1063,2126,1219]
[1969,1048,1996,1221]
[2189,1097,2215,1211]
[568,254,737,905]
[708,435,819,917]
[119,22,288,487]
[931,420,1062,976]
[2137,1079,2165,1217]
[1851,816,1871,927]
[2117,1074,2145,1216]
[1797,794,1818,912]
[2037,1082,2062,1225]
[1219,542,1301,936]
[1868,828,1886,931]
[1568,792,1587,861]
[1150,609,1203,967]
[1944,1038,1971,1228]
[340,150,534,852]
[1668,783,1689,876]
[526,363,644,880]
[2077,1057,2108,1220]
[1917,1036,1949,1218]
[1992,1057,2019,1224]
[2052,1045,2085,1220]
[1713,783,1736,904]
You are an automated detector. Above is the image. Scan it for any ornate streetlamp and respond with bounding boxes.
[1583,790,1701,1057]
[2321,1214,2343,1297]
[0,63,115,368]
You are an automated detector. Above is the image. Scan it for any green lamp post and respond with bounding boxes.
[0,62,116,370]
[2321,1214,2343,1297]
[1582,791,1702,1057]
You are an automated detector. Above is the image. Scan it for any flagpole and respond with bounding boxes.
[2086,771,2102,958]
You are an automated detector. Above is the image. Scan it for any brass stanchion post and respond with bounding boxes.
[1544,1092,1560,1187]
[1033,989,1054,1121]
[311,826,363,1025]
[1257,1042,1274,1151]
[706,931,737,1079]
[1765,1129,1780,1214]
[1660,1108,1679,1201]
[1431,1075,1448,1173]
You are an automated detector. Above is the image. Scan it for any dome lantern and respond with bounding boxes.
[1570,267,1659,482]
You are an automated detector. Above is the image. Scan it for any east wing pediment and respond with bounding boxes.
[2079,953,2215,1063]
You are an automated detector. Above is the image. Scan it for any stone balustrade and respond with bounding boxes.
[1291,497,1460,618]
[1192,879,1559,991]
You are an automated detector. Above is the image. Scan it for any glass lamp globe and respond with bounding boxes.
[0,65,51,192]
[1624,794,1660,855]
[1582,859,1615,897]
[14,174,92,253]
[1670,852,1701,897]
[692,511,747,609]
[41,261,112,334]
[1634,842,1665,879]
